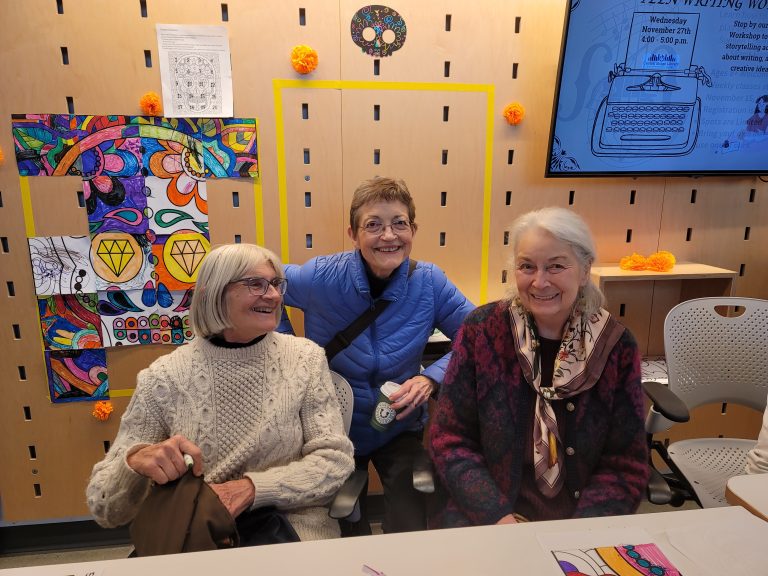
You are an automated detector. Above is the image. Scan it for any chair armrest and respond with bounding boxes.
[647,466,672,506]
[328,470,368,520]
[642,381,690,423]
[412,449,435,494]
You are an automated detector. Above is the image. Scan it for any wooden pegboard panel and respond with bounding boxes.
[658,180,768,299]
[0,0,766,523]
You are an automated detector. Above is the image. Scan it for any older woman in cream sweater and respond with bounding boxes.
[86,244,354,542]
[745,393,768,474]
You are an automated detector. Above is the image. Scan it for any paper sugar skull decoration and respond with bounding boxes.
[350,5,407,58]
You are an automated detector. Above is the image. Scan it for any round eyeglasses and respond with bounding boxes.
[359,219,412,235]
[231,276,288,296]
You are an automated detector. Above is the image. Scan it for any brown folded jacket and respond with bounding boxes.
[130,471,239,556]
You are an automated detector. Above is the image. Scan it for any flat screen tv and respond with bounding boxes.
[546,0,768,177]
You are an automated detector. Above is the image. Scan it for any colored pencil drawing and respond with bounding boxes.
[45,348,109,403]
[38,293,102,350]
[86,174,149,235]
[12,114,89,176]
[131,115,202,137]
[553,543,682,576]
[91,232,154,291]
[15,112,257,369]
[97,286,156,346]
[153,285,194,345]
[97,283,193,346]
[151,231,210,290]
[199,117,259,178]
[142,136,207,214]
[145,177,208,235]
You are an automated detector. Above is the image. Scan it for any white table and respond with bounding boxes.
[726,473,768,521]
[0,506,763,576]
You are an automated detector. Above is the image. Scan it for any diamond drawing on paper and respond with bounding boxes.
[170,237,206,277]
[96,238,136,277]
[16,114,254,343]
[153,232,210,290]
[92,232,154,292]
[13,112,258,406]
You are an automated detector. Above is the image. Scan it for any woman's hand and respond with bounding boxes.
[495,514,519,525]
[126,435,203,483]
[209,478,255,518]
[390,375,436,420]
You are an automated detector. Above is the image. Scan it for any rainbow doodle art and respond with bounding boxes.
[38,293,103,350]
[553,542,683,576]
[44,348,109,403]
[13,113,258,402]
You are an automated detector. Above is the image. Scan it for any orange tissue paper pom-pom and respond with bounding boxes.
[503,102,525,125]
[140,92,162,116]
[92,400,114,421]
[291,45,319,75]
[646,250,676,272]
[619,253,648,271]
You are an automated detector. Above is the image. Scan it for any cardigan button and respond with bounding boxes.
[566,402,575,412]
[565,446,575,456]
[574,490,581,499]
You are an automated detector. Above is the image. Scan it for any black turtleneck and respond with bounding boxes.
[209,333,267,348]
[362,258,392,300]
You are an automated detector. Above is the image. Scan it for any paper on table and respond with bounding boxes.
[156,24,233,118]
[537,528,684,576]
[537,527,652,550]
[666,508,768,576]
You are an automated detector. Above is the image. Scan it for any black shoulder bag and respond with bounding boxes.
[324,259,416,361]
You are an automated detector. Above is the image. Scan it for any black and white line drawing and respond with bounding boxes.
[591,12,711,157]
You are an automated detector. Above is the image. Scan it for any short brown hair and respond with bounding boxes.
[349,176,418,231]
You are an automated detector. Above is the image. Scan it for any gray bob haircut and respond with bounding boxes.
[507,207,605,316]
[190,243,285,339]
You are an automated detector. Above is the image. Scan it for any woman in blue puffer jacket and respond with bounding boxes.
[279,176,474,535]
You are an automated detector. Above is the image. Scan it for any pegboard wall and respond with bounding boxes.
[0,0,766,523]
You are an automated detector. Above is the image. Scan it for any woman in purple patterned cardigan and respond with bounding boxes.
[429,207,649,526]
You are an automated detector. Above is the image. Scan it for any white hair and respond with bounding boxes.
[190,243,285,338]
[506,207,604,315]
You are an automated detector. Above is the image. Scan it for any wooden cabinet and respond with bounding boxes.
[591,262,736,356]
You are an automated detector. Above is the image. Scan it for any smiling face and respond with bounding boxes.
[221,261,282,343]
[348,200,414,279]
[514,227,589,339]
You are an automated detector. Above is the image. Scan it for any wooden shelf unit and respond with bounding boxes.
[591,262,736,356]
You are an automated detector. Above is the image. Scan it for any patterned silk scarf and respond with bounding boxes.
[509,302,625,497]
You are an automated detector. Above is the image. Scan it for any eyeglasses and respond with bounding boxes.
[359,219,412,235]
[231,276,288,296]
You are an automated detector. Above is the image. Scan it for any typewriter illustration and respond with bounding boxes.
[592,64,711,157]
[592,12,711,157]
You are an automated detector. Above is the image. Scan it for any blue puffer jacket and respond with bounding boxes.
[279,250,475,456]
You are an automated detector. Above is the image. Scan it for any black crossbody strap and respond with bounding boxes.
[324,259,417,362]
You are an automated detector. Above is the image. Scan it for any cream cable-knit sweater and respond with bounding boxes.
[746,395,768,474]
[86,332,354,541]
